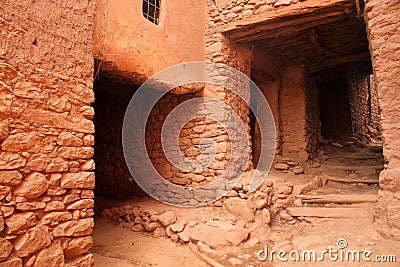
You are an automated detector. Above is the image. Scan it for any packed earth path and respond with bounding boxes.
[92,140,400,267]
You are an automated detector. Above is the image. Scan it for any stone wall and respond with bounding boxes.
[347,74,381,144]
[207,0,274,173]
[211,0,313,25]
[370,75,381,139]
[364,0,400,240]
[145,91,232,187]
[305,80,321,159]
[207,0,324,163]
[0,1,96,266]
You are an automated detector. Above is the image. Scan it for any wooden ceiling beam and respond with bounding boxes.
[224,0,356,43]
[307,51,371,72]
[233,12,353,43]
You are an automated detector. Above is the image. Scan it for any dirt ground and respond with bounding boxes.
[92,198,400,267]
[91,141,400,267]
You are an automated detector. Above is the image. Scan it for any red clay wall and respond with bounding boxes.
[94,0,206,83]
[0,1,96,266]
[364,0,400,240]
[280,65,308,161]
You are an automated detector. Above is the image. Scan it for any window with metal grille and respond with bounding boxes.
[143,0,160,25]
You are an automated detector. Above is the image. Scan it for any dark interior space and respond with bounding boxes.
[93,73,146,199]
[249,109,261,168]
[318,79,353,140]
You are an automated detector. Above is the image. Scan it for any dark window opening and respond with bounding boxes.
[143,0,160,25]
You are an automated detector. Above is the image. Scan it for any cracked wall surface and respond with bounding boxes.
[364,0,400,240]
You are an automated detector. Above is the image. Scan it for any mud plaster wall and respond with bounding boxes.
[251,47,283,159]
[94,92,146,198]
[364,0,400,240]
[94,0,206,84]
[347,74,381,144]
[124,0,260,189]
[280,65,308,161]
[0,1,96,266]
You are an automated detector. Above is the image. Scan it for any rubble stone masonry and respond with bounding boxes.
[0,0,97,266]
[347,74,381,144]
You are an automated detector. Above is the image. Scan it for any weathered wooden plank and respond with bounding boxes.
[298,194,377,204]
[322,164,383,171]
[327,177,379,184]
[287,207,367,218]
[338,154,382,160]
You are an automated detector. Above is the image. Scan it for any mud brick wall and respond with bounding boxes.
[94,92,146,198]
[250,47,282,157]
[280,65,308,161]
[347,74,381,144]
[364,0,400,240]
[0,1,96,266]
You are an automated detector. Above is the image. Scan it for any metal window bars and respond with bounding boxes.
[143,0,160,25]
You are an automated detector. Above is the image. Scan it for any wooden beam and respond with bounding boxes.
[287,207,368,218]
[233,12,354,43]
[307,62,372,82]
[339,154,382,160]
[298,194,377,204]
[322,164,383,171]
[307,28,338,60]
[307,52,371,73]
[327,177,379,184]
[223,0,356,43]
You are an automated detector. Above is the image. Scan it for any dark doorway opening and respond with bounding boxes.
[93,73,146,200]
[318,78,353,140]
[249,108,261,168]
